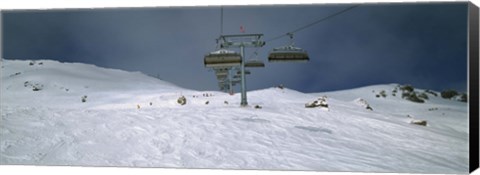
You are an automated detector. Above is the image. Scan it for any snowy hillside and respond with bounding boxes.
[0,59,469,173]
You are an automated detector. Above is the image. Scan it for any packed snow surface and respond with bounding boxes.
[0,59,468,173]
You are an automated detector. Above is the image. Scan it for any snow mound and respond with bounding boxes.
[1,59,189,108]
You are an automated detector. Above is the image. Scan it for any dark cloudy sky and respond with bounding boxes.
[2,2,469,93]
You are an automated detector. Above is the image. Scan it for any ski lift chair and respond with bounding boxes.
[236,70,251,75]
[204,49,242,68]
[268,33,309,62]
[245,51,265,68]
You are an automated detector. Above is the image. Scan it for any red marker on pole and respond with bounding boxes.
[240,25,245,33]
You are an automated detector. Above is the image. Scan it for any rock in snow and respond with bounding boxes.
[305,96,329,109]
[410,119,428,126]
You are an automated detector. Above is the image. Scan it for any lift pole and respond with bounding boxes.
[219,34,265,107]
[240,45,247,106]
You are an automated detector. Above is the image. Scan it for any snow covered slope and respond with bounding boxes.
[0,59,469,173]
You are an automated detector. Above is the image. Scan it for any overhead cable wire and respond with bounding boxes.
[265,4,360,42]
[216,6,224,49]
[220,6,224,35]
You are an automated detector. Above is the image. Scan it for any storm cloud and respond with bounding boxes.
[2,3,468,93]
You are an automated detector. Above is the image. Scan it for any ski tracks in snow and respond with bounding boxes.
[1,107,79,164]
[0,94,468,173]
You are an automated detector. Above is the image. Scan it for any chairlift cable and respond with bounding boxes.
[220,6,224,35]
[246,47,261,60]
[265,4,360,42]
[215,6,225,49]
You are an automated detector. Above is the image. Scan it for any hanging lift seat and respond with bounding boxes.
[245,60,265,68]
[268,45,309,62]
[236,70,251,75]
[204,49,242,68]
[216,74,227,80]
[214,68,229,80]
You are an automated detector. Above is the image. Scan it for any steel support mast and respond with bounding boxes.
[219,34,265,106]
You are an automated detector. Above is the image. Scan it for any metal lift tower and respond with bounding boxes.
[218,34,265,106]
